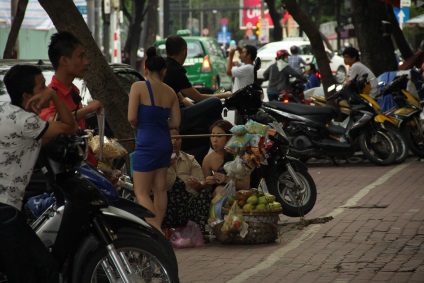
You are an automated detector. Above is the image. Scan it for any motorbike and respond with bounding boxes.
[306,77,409,164]
[379,74,424,157]
[259,75,400,166]
[224,83,317,217]
[0,134,179,283]
[278,77,307,104]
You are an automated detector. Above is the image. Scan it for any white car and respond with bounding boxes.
[256,38,349,85]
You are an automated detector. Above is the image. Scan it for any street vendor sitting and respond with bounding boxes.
[202,120,250,197]
[163,129,212,233]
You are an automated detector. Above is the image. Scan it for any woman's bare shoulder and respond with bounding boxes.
[202,152,213,167]
[162,83,176,95]
[132,80,147,87]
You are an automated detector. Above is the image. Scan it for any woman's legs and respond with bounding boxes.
[132,171,157,228]
[133,168,172,231]
[152,168,168,230]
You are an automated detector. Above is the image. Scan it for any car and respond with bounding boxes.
[153,35,232,93]
[256,38,349,85]
[0,59,144,136]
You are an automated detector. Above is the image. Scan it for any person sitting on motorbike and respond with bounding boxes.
[163,35,232,164]
[263,49,307,101]
[289,45,307,74]
[304,63,321,90]
[0,65,78,283]
[342,47,378,98]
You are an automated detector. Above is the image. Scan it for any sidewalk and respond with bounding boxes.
[174,158,424,283]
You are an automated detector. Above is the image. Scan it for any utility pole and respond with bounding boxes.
[336,0,341,51]
[110,0,121,63]
[95,0,102,45]
[103,0,111,61]
[159,0,164,39]
[10,0,19,58]
[164,0,169,37]
[87,0,95,33]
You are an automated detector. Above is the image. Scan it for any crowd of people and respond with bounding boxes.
[2,28,424,282]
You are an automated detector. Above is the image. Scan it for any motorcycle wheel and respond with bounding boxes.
[384,124,409,164]
[265,164,317,217]
[80,237,179,283]
[401,118,424,157]
[359,129,397,165]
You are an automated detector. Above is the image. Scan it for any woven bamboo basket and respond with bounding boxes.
[211,207,282,244]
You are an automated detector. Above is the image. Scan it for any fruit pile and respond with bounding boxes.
[224,188,282,212]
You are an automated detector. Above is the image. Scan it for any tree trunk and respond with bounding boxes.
[144,0,158,50]
[38,0,134,151]
[265,0,283,41]
[281,0,336,99]
[3,0,28,59]
[350,0,398,76]
[123,0,145,69]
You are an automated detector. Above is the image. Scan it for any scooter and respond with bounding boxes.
[0,134,179,283]
[260,75,399,166]
[278,77,307,104]
[224,84,317,217]
[305,77,409,164]
[380,74,424,157]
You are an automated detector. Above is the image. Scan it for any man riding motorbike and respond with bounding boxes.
[263,49,307,101]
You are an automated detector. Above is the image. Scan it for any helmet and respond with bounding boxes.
[276,49,289,60]
[290,45,299,55]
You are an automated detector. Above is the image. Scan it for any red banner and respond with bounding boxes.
[240,0,274,29]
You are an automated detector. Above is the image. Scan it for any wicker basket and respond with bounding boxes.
[211,207,282,244]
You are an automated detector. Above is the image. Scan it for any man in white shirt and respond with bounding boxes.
[0,64,77,283]
[226,45,257,92]
[342,47,378,98]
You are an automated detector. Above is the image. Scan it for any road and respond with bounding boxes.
[174,156,424,283]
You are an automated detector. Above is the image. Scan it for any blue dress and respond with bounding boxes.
[132,80,172,172]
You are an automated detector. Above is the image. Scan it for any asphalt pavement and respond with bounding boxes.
[174,156,424,283]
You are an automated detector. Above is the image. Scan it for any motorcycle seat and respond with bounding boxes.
[264,101,336,116]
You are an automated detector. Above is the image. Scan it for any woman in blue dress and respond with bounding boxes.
[128,47,181,231]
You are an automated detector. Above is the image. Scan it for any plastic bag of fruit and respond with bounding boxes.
[209,180,236,220]
[221,201,244,234]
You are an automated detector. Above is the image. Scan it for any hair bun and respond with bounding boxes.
[146,47,157,58]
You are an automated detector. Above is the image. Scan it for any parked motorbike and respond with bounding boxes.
[0,134,179,283]
[379,74,424,157]
[260,75,400,165]
[306,77,409,164]
[224,84,317,217]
